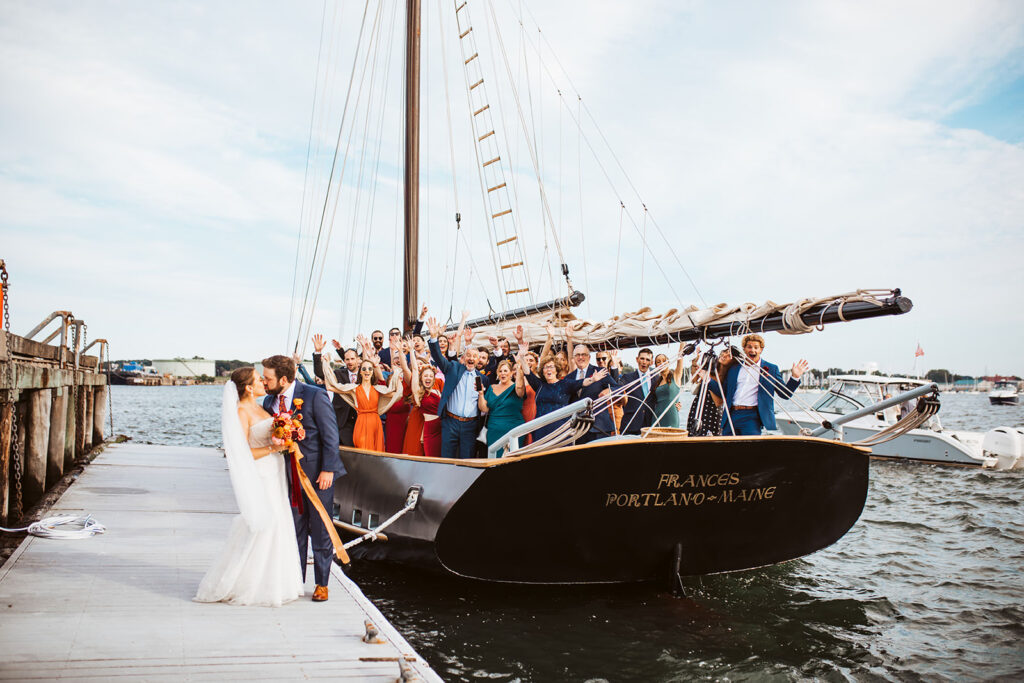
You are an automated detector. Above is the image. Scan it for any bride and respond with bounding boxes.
[194,367,304,607]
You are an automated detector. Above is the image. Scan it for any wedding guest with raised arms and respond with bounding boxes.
[707,334,807,436]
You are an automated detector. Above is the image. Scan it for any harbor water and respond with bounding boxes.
[111,386,1023,681]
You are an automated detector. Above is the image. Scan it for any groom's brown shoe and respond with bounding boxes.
[312,585,328,602]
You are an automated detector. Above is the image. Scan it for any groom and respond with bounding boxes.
[261,355,345,602]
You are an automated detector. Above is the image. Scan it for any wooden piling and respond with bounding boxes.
[24,389,51,507]
[0,403,12,525]
[75,384,86,460]
[92,383,107,444]
[64,385,76,469]
[47,388,68,488]
[84,386,95,450]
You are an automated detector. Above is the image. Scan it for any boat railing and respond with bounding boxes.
[810,383,938,437]
[487,398,592,458]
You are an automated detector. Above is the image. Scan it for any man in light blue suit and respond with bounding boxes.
[708,334,809,436]
[426,316,484,459]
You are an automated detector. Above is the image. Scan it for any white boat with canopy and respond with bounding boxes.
[776,375,1022,469]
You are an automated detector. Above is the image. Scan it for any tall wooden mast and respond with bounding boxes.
[403,0,421,331]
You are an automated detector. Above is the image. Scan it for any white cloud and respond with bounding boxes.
[0,0,1021,378]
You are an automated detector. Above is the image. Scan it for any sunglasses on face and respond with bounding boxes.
[372,336,383,341]
[596,357,608,363]
[390,332,401,337]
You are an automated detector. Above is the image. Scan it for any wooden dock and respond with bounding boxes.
[0,443,442,681]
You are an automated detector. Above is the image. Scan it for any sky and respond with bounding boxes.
[1,0,1022,376]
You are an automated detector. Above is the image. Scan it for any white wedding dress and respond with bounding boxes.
[194,415,304,607]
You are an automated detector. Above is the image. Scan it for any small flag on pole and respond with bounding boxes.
[914,344,924,358]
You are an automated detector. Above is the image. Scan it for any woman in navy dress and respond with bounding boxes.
[524,355,608,442]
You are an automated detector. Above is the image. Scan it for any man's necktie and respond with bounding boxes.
[279,395,286,414]
[641,373,650,397]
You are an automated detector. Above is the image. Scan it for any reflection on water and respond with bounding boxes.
[112,386,1024,680]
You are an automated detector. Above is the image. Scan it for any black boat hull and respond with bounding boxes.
[334,436,869,584]
[989,396,1019,405]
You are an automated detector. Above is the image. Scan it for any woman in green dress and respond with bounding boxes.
[478,352,527,455]
[653,343,687,428]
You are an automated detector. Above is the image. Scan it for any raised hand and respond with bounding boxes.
[331,338,342,350]
[514,324,525,344]
[463,326,474,344]
[545,323,555,338]
[791,359,809,380]
[426,316,440,338]
[420,303,428,319]
[609,349,621,368]
[461,309,470,322]
[312,333,326,353]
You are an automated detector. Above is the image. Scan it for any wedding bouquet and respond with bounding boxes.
[272,398,305,447]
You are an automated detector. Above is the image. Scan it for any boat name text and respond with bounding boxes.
[605,472,776,507]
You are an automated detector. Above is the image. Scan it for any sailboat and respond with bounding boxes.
[289,1,914,584]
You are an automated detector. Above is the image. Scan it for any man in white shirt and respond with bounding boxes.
[708,334,808,436]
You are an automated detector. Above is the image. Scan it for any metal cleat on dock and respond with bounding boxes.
[363,619,388,644]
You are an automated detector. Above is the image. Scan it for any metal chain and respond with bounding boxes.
[2,261,22,520]
[69,318,81,465]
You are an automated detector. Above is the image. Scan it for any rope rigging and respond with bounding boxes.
[292,0,376,356]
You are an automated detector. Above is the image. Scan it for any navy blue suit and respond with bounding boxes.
[618,370,662,435]
[708,360,800,434]
[572,364,619,442]
[264,380,344,585]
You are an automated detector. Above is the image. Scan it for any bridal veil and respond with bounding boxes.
[221,381,270,531]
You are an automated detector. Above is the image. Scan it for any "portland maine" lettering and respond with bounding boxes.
[604,472,777,508]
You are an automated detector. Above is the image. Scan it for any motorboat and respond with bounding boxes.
[776,375,1023,469]
[988,380,1020,405]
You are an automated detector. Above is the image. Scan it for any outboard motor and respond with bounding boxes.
[982,427,1024,471]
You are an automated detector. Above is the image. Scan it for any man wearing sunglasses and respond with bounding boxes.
[378,305,427,369]
[571,344,619,443]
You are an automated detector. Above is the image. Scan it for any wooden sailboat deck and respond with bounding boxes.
[0,443,441,681]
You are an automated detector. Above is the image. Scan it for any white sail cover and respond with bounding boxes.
[455,289,894,349]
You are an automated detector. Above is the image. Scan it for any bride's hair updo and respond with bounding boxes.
[231,367,256,399]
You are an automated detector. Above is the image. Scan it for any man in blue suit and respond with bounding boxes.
[618,348,661,435]
[707,334,808,436]
[568,344,619,443]
[426,316,483,459]
[261,355,344,602]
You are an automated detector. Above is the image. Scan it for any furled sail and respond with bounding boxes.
[450,289,911,351]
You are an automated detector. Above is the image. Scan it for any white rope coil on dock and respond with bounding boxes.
[0,514,106,539]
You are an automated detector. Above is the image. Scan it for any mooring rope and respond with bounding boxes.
[1,514,106,540]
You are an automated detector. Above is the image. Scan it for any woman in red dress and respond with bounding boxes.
[410,353,443,458]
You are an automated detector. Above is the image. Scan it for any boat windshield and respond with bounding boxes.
[813,391,863,415]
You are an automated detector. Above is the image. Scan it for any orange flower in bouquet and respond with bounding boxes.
[272,398,306,448]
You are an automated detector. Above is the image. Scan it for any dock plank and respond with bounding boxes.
[0,443,441,681]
